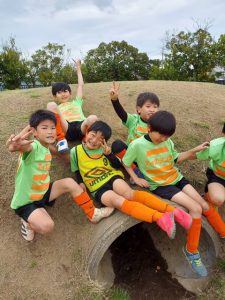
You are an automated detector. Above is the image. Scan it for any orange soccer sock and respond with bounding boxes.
[132,190,175,212]
[205,192,218,210]
[203,203,225,237]
[55,113,65,141]
[186,218,202,253]
[119,199,163,223]
[73,191,95,219]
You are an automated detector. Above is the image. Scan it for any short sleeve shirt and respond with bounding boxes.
[197,137,225,180]
[122,135,182,190]
[11,140,51,209]
[58,97,86,122]
[123,113,148,145]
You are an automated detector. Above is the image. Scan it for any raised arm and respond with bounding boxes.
[177,141,209,164]
[109,81,128,123]
[6,125,33,153]
[73,59,84,99]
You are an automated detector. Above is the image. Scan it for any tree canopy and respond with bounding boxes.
[159,29,216,81]
[0,38,27,89]
[84,41,151,82]
[1,27,225,90]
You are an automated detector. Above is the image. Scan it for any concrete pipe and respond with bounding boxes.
[87,210,221,294]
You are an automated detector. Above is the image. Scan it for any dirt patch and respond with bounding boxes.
[0,81,225,298]
[111,223,196,300]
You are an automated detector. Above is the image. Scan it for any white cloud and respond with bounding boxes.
[0,0,225,60]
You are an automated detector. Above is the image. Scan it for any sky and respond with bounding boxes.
[1,0,225,61]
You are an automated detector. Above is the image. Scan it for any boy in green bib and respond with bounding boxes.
[122,111,225,277]
[70,120,192,240]
[7,110,113,241]
[197,123,225,208]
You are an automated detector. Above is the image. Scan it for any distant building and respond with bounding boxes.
[212,66,225,85]
[20,81,30,89]
[20,81,44,89]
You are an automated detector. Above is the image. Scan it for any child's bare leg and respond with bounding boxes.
[47,101,68,133]
[112,178,175,212]
[25,178,84,235]
[47,102,69,153]
[171,191,203,263]
[49,178,113,223]
[80,115,98,135]
[27,208,54,234]
[101,189,163,221]
[208,183,225,207]
[112,178,134,199]
[172,191,202,218]
[101,189,176,238]
[49,178,83,199]
[182,184,209,211]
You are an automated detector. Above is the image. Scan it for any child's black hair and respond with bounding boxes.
[52,82,71,96]
[148,110,176,136]
[87,120,112,141]
[222,123,225,134]
[136,92,160,107]
[29,110,56,129]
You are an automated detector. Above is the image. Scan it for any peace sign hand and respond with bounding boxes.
[101,139,111,155]
[109,81,120,101]
[6,125,33,152]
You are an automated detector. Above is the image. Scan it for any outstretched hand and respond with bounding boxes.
[101,139,111,155]
[6,125,33,152]
[109,81,120,101]
[72,58,81,68]
[193,141,210,153]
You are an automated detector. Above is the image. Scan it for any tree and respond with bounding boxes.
[165,29,216,81]
[215,34,225,69]
[58,64,77,84]
[31,43,66,86]
[0,37,27,89]
[84,41,151,82]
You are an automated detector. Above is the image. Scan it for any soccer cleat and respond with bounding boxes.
[156,212,176,239]
[89,207,115,223]
[56,139,69,153]
[21,219,35,241]
[183,246,208,277]
[174,208,192,230]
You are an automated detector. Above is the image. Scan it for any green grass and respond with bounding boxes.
[30,94,41,99]
[191,120,210,129]
[109,287,130,300]
[218,118,225,126]
[217,258,225,274]
[29,260,37,268]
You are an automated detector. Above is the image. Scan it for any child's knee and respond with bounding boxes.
[47,101,58,112]
[190,204,202,217]
[39,219,54,234]
[210,194,225,207]
[86,115,98,125]
[64,178,80,192]
[123,189,133,200]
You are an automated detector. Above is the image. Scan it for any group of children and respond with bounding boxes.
[7,59,225,279]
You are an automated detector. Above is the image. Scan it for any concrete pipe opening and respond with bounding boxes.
[87,211,221,294]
